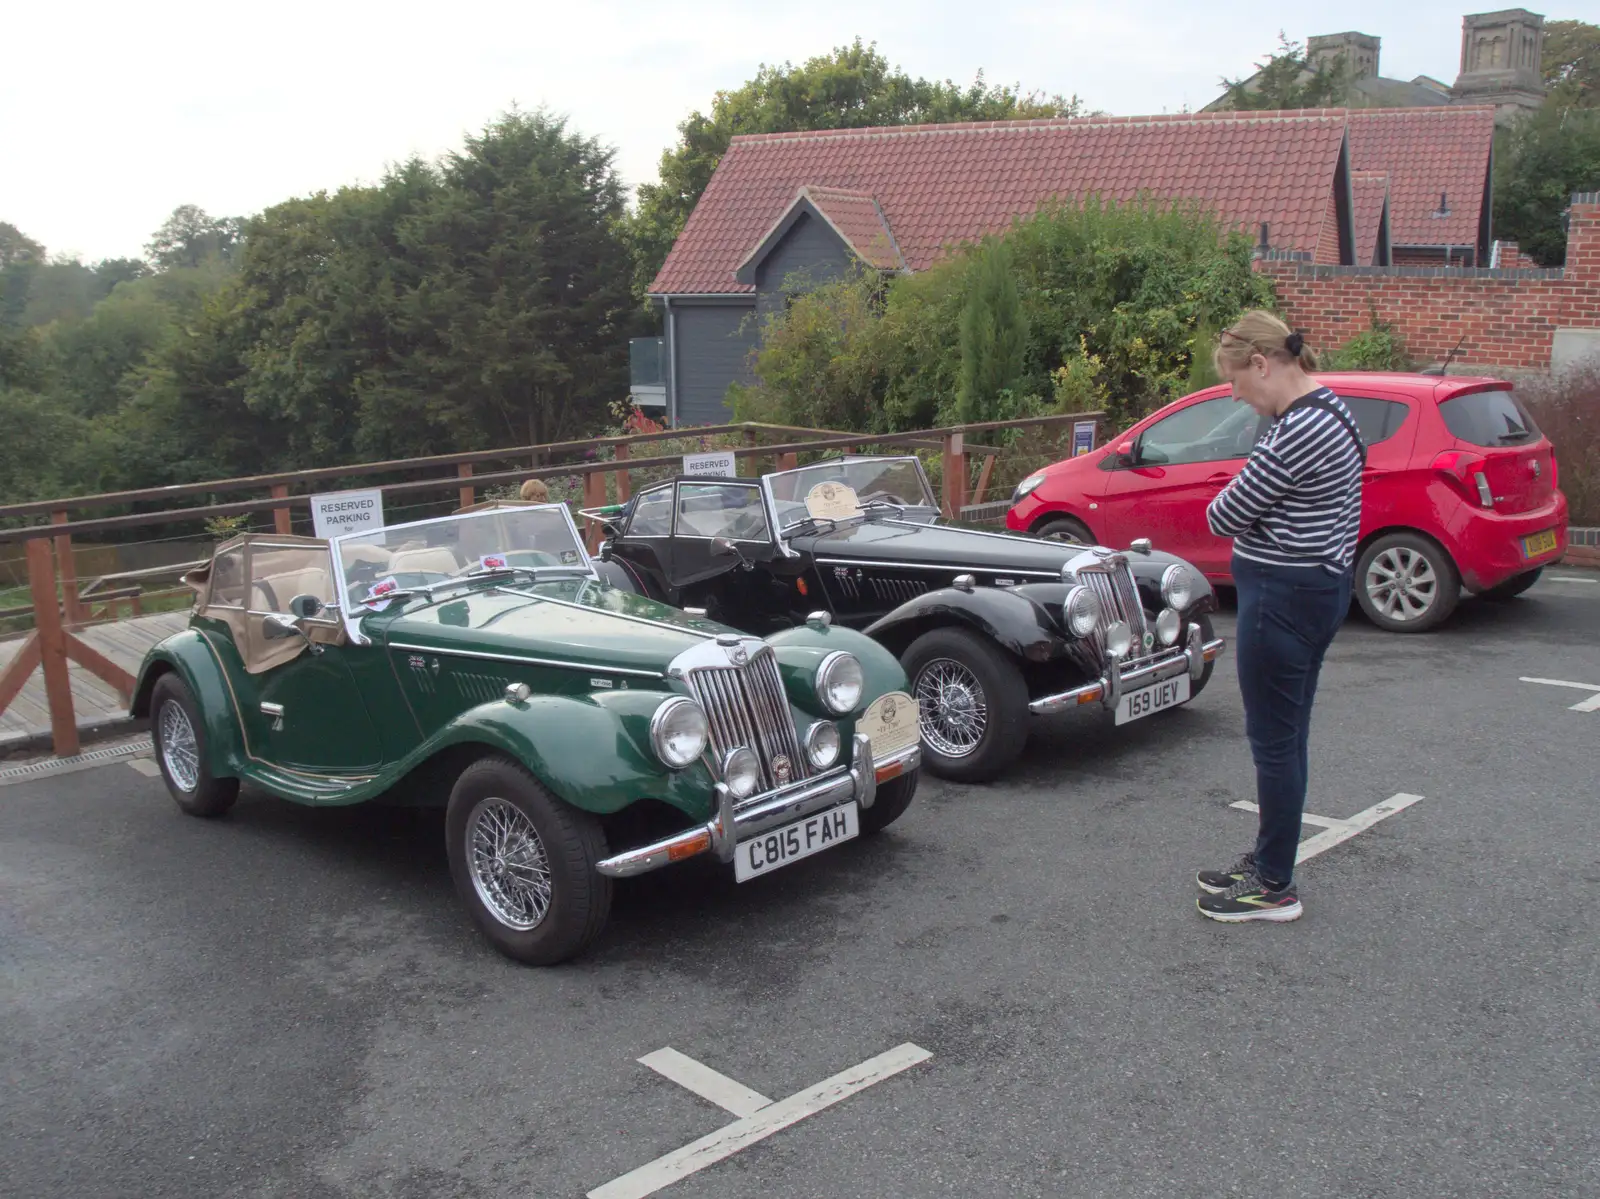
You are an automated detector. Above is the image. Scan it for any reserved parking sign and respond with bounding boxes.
[310,488,385,538]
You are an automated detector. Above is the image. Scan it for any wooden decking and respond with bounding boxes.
[0,612,189,749]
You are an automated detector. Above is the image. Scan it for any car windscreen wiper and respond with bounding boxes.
[1495,430,1533,445]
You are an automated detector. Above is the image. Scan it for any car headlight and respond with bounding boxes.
[650,697,709,769]
[1012,472,1046,503]
[1161,564,1194,610]
[1155,607,1182,646]
[804,721,841,770]
[1063,584,1102,638]
[815,651,864,714]
[721,747,761,799]
[1104,619,1132,659]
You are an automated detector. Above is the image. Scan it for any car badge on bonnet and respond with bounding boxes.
[716,632,749,666]
[772,755,793,785]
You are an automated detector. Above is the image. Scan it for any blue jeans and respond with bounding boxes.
[1231,554,1352,888]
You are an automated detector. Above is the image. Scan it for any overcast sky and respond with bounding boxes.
[3,1,1582,262]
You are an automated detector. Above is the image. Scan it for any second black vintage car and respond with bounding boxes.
[587,456,1224,781]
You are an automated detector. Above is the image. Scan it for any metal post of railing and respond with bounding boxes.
[25,537,79,757]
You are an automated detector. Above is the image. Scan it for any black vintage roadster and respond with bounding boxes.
[587,456,1224,781]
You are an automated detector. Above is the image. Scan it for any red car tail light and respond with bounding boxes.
[1432,450,1494,508]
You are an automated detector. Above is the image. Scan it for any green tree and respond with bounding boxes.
[21,259,104,326]
[94,258,152,291]
[1543,19,1600,110]
[383,109,639,449]
[145,204,242,270]
[0,222,45,328]
[956,239,1029,423]
[632,40,1085,291]
[1216,34,1350,111]
[1494,104,1600,265]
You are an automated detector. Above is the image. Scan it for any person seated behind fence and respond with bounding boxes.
[519,478,550,503]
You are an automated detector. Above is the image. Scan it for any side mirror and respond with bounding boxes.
[262,611,324,654]
[288,594,324,619]
[711,536,736,557]
[262,613,303,641]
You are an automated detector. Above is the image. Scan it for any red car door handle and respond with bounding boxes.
[1204,473,1232,486]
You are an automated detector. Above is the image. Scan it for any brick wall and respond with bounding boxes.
[1260,195,1600,371]
[1492,240,1540,270]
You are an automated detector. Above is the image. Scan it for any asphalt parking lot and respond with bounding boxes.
[4,570,1598,1199]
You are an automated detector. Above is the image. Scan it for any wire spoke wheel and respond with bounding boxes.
[158,700,201,793]
[914,657,990,759]
[466,798,553,931]
[1365,546,1438,622]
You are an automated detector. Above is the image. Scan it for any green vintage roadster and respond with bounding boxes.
[130,503,921,965]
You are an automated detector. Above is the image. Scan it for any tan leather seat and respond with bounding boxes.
[253,567,335,611]
[388,547,462,575]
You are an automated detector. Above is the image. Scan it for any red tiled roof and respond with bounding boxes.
[1351,171,1390,266]
[800,187,906,271]
[1345,108,1494,249]
[650,112,1351,295]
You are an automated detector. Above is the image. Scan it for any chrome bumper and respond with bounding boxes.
[1029,621,1226,716]
[595,733,921,879]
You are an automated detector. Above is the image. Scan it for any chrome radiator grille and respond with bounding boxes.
[683,648,810,792]
[1077,557,1149,659]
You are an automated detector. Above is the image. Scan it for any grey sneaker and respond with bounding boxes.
[1197,852,1255,895]
[1197,871,1302,923]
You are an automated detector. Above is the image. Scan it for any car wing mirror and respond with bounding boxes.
[288,593,324,619]
[1112,440,1137,466]
[711,536,754,570]
[262,612,324,654]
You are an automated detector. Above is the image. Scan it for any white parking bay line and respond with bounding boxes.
[588,1043,932,1199]
[1230,801,1341,830]
[1230,794,1424,864]
[1520,677,1600,713]
[1549,576,1598,584]
[127,758,162,778]
[638,1048,772,1117]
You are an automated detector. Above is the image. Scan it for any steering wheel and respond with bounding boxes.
[252,580,280,612]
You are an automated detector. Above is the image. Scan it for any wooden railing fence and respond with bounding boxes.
[0,413,1100,757]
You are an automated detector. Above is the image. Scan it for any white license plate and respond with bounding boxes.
[1115,674,1190,725]
[734,802,859,882]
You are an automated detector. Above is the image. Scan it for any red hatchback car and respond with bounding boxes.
[1007,373,1569,632]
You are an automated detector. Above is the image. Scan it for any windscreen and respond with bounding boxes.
[334,506,590,601]
[766,458,936,531]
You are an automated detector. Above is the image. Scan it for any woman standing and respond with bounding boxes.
[1197,311,1365,923]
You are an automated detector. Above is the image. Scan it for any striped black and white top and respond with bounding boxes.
[1206,387,1364,573]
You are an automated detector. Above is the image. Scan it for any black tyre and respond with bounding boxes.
[1355,532,1461,633]
[903,627,1030,783]
[445,755,612,966]
[150,673,239,818]
[1185,613,1217,701]
[1034,515,1094,545]
[860,768,918,835]
[1481,567,1542,601]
